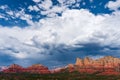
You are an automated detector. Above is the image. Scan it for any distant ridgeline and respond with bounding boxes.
[1,56,120,75]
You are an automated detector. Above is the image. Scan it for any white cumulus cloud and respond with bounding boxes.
[106,0,120,11]
[33,0,40,3]
[0,9,120,60]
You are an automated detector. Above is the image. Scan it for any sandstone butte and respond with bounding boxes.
[66,56,120,75]
[2,56,120,75]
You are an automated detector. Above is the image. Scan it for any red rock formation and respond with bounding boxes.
[0,66,8,71]
[67,64,75,72]
[3,64,25,73]
[50,67,66,73]
[2,56,120,75]
[75,58,83,66]
[3,64,50,74]
[50,56,120,75]
[74,56,120,75]
[26,64,50,74]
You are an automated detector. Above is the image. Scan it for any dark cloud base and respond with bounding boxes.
[0,43,119,68]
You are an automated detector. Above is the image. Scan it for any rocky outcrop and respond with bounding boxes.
[73,56,120,74]
[3,64,25,73]
[2,56,120,75]
[75,56,120,68]
[49,56,120,75]
[50,67,66,73]
[75,58,83,66]
[3,64,50,74]
[26,64,50,74]
[67,64,75,72]
[0,66,8,71]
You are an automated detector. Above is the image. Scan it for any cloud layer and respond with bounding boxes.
[0,0,120,68]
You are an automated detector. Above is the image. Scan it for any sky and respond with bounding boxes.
[0,0,120,68]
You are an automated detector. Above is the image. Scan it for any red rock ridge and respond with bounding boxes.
[2,56,120,75]
[3,64,25,73]
[3,64,50,74]
[26,64,50,74]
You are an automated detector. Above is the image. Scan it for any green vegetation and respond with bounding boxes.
[0,72,120,80]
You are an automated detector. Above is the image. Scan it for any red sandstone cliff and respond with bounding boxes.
[66,56,120,75]
[75,56,120,68]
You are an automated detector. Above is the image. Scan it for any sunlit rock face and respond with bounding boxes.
[73,56,120,74]
[75,58,84,66]
[75,56,120,68]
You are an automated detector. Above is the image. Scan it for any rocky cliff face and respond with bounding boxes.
[72,56,120,74]
[75,56,120,68]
